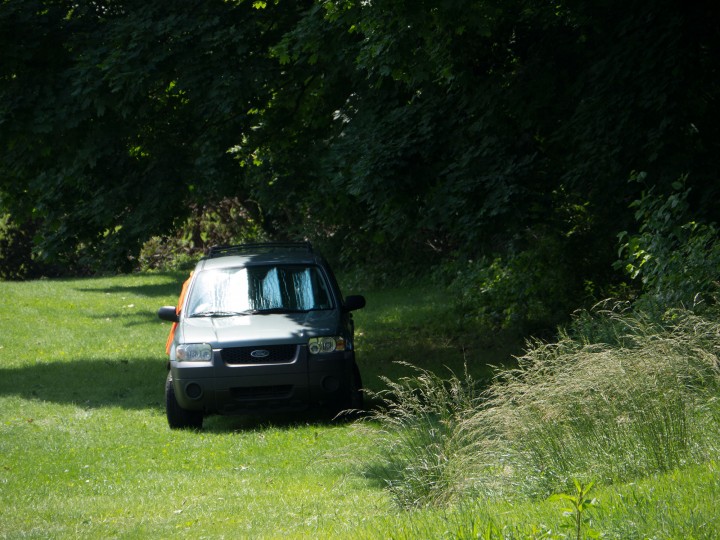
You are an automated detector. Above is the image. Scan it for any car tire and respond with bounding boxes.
[165,372,203,430]
[333,362,364,420]
[349,362,364,411]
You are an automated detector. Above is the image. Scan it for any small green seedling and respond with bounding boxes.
[549,479,600,540]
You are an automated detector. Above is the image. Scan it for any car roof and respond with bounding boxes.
[194,243,324,271]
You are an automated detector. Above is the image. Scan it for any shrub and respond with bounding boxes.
[0,214,39,280]
[137,198,266,271]
[616,174,720,309]
[447,232,580,333]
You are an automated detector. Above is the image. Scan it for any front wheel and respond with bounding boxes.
[333,363,364,420]
[165,372,203,430]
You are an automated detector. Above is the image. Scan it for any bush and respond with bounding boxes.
[616,174,720,309]
[0,214,39,280]
[447,232,580,333]
[137,198,266,271]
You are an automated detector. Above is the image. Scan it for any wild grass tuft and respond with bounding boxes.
[362,362,484,508]
[365,303,720,507]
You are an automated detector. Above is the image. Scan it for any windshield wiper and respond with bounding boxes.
[190,310,246,318]
[191,307,318,317]
[245,307,307,315]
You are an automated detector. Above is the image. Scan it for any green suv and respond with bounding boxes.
[158,243,366,429]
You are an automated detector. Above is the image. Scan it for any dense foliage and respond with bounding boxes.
[2,0,719,322]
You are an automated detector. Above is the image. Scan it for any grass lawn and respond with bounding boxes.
[1,272,717,538]
[0,272,513,538]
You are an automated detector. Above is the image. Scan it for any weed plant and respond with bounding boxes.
[479,305,720,497]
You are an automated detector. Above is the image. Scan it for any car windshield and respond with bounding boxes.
[186,265,333,317]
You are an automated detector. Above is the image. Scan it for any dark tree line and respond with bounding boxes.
[2,0,719,316]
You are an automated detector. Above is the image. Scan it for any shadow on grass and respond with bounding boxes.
[202,407,367,432]
[0,356,167,411]
[88,308,168,327]
[0,356,378,431]
[74,273,187,299]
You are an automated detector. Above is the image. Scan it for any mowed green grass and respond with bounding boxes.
[5,272,714,538]
[0,274,385,538]
[0,272,515,539]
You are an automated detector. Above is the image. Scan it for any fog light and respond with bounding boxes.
[322,376,340,392]
[185,383,203,400]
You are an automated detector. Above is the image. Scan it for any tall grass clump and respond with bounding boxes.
[363,363,485,509]
[366,304,720,507]
[477,305,720,497]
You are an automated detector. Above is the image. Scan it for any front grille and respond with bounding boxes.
[230,385,293,400]
[221,344,298,364]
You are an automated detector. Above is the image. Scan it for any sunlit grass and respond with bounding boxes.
[361,301,720,537]
[1,272,515,538]
[0,273,391,538]
[359,460,720,539]
[1,402,387,538]
[2,273,717,538]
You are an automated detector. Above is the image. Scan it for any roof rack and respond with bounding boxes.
[206,242,314,259]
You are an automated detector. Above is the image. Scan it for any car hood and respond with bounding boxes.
[177,311,340,347]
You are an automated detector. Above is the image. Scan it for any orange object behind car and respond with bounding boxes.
[165,273,192,354]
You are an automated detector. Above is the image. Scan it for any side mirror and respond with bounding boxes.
[158,306,179,323]
[343,295,366,312]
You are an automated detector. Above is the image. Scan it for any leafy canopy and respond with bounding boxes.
[1,0,718,307]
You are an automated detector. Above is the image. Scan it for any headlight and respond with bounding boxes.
[176,343,213,362]
[308,336,346,354]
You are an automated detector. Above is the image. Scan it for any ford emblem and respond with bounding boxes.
[250,349,271,359]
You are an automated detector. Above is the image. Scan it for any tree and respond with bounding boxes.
[1,0,718,299]
[0,0,309,271]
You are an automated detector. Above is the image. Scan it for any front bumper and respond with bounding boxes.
[169,345,355,414]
